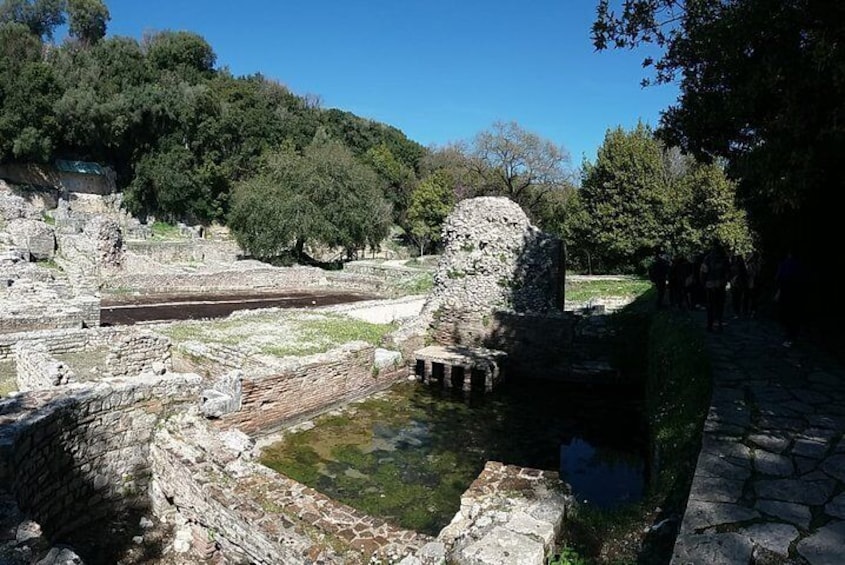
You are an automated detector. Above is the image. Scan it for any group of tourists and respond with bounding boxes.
[649,243,801,346]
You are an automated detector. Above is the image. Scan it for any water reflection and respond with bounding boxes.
[560,437,645,507]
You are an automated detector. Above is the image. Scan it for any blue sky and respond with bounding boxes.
[103,0,678,165]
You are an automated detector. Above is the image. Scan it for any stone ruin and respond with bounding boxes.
[412,197,571,382]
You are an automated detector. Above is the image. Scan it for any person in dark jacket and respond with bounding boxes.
[700,242,729,332]
[776,250,803,347]
[649,247,671,308]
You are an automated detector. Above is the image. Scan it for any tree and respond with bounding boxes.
[144,30,216,78]
[406,171,454,256]
[577,123,667,272]
[468,121,571,218]
[229,136,391,260]
[66,0,109,44]
[0,0,64,39]
[592,0,845,288]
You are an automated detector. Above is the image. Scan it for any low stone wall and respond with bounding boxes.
[428,308,575,378]
[151,415,430,564]
[105,331,171,378]
[344,261,430,285]
[0,294,99,336]
[126,239,241,264]
[102,265,385,296]
[171,341,251,377]
[0,374,202,542]
[0,326,161,363]
[220,343,408,435]
[14,343,74,391]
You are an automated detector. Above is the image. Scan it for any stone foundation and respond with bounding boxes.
[105,330,171,378]
[125,239,240,264]
[13,343,74,391]
[0,374,201,542]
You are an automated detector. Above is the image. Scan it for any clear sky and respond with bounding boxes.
[103,0,679,165]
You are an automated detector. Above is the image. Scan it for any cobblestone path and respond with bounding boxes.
[672,317,845,564]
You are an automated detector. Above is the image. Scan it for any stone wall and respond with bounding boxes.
[343,261,431,286]
[220,343,408,435]
[102,265,385,296]
[14,342,75,391]
[105,330,171,378]
[429,309,574,378]
[0,374,202,542]
[151,415,430,564]
[125,239,241,264]
[0,294,99,335]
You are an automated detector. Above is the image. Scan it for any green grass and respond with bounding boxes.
[393,272,434,296]
[162,312,395,359]
[565,279,650,303]
[41,211,56,225]
[150,221,183,240]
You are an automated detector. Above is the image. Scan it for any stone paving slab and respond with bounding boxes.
[671,317,845,564]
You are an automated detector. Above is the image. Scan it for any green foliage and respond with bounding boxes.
[66,0,109,44]
[406,171,454,256]
[569,124,751,273]
[230,136,391,259]
[576,123,667,272]
[593,0,845,317]
[0,0,64,39]
[149,220,182,240]
[548,544,591,565]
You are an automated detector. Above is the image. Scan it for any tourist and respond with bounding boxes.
[776,249,803,347]
[700,242,729,332]
[669,255,691,309]
[744,251,762,317]
[648,247,670,308]
[729,254,748,318]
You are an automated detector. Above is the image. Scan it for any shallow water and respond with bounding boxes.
[260,380,646,536]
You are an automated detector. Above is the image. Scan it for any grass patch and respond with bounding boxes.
[560,299,711,563]
[0,361,16,397]
[41,211,56,225]
[566,279,650,303]
[150,221,184,240]
[35,258,62,271]
[393,272,434,296]
[161,312,395,359]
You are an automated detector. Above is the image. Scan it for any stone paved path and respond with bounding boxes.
[672,316,845,564]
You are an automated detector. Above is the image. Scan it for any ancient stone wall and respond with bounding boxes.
[0,374,202,541]
[171,341,251,377]
[429,310,574,378]
[125,239,241,264]
[0,295,99,336]
[218,344,407,435]
[105,331,171,378]
[151,415,430,564]
[14,342,75,391]
[425,196,564,320]
[102,265,385,296]
[343,261,431,287]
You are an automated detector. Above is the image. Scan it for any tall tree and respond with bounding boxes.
[0,0,64,39]
[592,0,845,280]
[66,0,109,44]
[406,171,454,256]
[577,123,667,272]
[468,121,571,218]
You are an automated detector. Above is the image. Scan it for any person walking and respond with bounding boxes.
[700,242,729,332]
[730,254,749,317]
[649,247,671,308]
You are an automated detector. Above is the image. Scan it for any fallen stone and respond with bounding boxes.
[753,449,794,477]
[741,523,798,557]
[698,452,752,480]
[671,532,753,565]
[35,546,83,564]
[797,520,845,565]
[748,433,791,454]
[680,501,759,533]
[374,348,402,370]
[139,517,154,529]
[151,361,167,375]
[16,520,42,543]
[6,218,55,260]
[416,542,447,564]
[824,493,845,520]
[755,499,811,530]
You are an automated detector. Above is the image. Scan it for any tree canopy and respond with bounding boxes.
[593,0,844,268]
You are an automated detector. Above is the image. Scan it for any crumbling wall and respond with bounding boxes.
[126,240,241,264]
[0,374,202,540]
[219,343,407,435]
[14,342,75,391]
[105,330,171,378]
